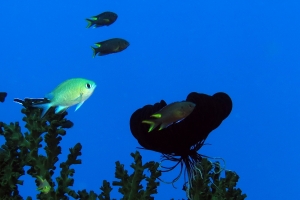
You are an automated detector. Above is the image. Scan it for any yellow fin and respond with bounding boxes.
[142,120,156,132]
[151,113,161,118]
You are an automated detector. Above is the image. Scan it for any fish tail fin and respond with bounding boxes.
[91,46,98,58]
[85,19,94,28]
[142,120,158,132]
[32,103,52,118]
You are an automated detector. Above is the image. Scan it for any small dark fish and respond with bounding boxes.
[86,11,118,28]
[0,92,7,103]
[91,38,129,57]
[142,101,196,132]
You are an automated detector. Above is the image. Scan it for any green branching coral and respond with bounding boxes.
[0,99,162,200]
[0,98,81,200]
[0,121,26,199]
[112,151,161,200]
[184,158,247,200]
[0,98,246,199]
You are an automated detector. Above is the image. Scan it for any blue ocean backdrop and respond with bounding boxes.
[1,0,300,199]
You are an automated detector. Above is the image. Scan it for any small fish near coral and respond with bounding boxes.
[130,92,232,193]
[36,176,51,194]
[0,92,7,103]
[142,101,196,132]
[14,78,96,117]
[91,38,129,57]
[86,11,118,28]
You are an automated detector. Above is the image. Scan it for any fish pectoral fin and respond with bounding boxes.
[113,47,120,52]
[73,93,83,102]
[75,101,85,111]
[151,113,161,118]
[159,122,170,130]
[103,19,110,22]
[55,105,68,114]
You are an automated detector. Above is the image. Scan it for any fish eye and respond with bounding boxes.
[86,83,91,89]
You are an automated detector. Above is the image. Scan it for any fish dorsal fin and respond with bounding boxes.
[151,113,161,118]
[75,101,85,111]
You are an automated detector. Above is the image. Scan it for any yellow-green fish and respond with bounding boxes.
[36,176,51,194]
[142,101,196,132]
[32,78,96,117]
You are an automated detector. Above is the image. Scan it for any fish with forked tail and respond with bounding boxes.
[142,101,196,132]
[91,38,129,57]
[86,11,118,28]
[30,78,96,117]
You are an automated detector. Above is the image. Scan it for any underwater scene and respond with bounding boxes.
[1,0,300,199]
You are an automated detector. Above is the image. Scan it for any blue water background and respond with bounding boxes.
[1,1,300,199]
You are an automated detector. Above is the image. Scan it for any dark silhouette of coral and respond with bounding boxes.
[0,98,246,199]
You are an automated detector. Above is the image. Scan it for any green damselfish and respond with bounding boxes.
[30,78,96,117]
